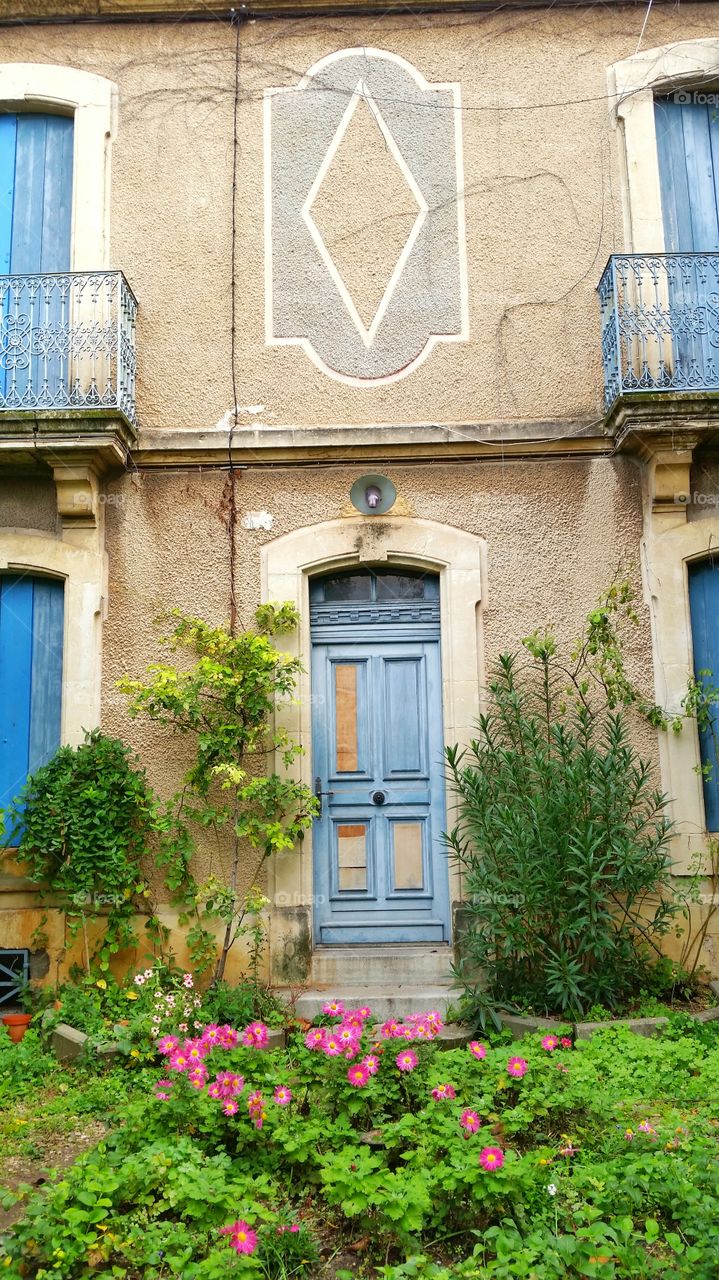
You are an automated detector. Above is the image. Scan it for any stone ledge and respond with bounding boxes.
[51,1021,287,1061]
[500,1007,719,1042]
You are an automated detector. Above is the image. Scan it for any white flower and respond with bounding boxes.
[143,968,154,979]
[547,1184,557,1196]
[133,974,145,986]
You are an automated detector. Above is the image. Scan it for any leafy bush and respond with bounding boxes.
[0,730,162,975]
[0,1027,58,1103]
[446,640,679,1021]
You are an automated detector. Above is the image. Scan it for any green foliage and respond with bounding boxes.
[0,731,165,974]
[446,644,678,1020]
[118,607,317,980]
[0,1026,58,1103]
[4,1020,719,1277]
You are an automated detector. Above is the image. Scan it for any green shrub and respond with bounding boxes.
[446,642,678,1021]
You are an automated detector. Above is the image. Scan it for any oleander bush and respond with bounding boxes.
[3,1002,719,1278]
[446,639,681,1023]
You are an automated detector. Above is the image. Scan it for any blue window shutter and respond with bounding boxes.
[0,114,17,273]
[28,579,65,774]
[0,575,64,841]
[655,99,719,251]
[688,560,719,832]
[10,114,73,273]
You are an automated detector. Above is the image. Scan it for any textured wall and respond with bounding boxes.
[0,475,58,533]
[0,7,717,428]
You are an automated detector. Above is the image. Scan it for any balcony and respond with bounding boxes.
[0,271,137,427]
[598,253,719,415]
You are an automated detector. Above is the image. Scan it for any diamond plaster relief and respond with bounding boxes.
[265,49,468,385]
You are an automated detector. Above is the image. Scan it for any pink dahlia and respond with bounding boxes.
[222,1099,239,1116]
[157,1035,178,1056]
[220,1220,257,1255]
[274,1085,292,1106]
[468,1041,487,1060]
[322,999,345,1017]
[347,1063,370,1088]
[323,1035,342,1057]
[460,1108,480,1134]
[541,1035,559,1052]
[304,1027,325,1050]
[396,1049,419,1072]
[560,1037,573,1049]
[479,1145,505,1171]
[241,1021,269,1049]
[362,1054,380,1076]
[507,1056,528,1079]
[431,1083,456,1101]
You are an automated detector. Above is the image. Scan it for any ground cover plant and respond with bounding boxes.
[2,1003,719,1278]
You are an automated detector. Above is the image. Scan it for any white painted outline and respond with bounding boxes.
[264,47,469,387]
[301,80,428,349]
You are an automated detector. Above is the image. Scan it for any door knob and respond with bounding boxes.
[372,790,387,806]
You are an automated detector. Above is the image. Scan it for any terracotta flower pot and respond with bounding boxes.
[2,1012,32,1044]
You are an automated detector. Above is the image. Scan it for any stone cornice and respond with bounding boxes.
[0,0,705,22]
[132,418,611,466]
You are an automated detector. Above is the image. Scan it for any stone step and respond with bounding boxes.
[288,984,459,1022]
[310,944,455,987]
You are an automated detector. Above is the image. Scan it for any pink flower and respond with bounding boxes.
[182,973,194,988]
[460,1108,480,1134]
[274,1086,292,1106]
[356,1005,372,1020]
[396,1049,418,1072]
[222,1099,239,1116]
[217,1026,238,1049]
[541,1035,559,1052]
[468,1041,487,1060]
[200,1024,221,1047]
[347,1063,370,1088]
[215,1071,244,1097]
[241,1021,269,1049]
[380,1019,403,1039]
[304,1027,325,1050]
[247,1090,265,1118]
[169,1051,188,1073]
[323,1035,342,1057]
[362,1054,380,1076]
[479,1145,505,1171]
[220,1220,257,1256]
[158,1035,178,1056]
[207,1081,223,1099]
[507,1056,528,1079]
[431,1083,456,1100]
[178,1023,188,1033]
[560,1037,573,1049]
[322,1000,345,1017]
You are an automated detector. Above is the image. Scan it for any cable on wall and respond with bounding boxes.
[227,5,245,635]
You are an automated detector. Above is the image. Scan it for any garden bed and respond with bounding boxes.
[3,1003,719,1278]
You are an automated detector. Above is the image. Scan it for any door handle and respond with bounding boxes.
[314,776,333,818]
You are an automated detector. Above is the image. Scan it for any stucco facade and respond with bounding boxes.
[1,1,719,987]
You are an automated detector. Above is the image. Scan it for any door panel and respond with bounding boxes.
[312,637,449,944]
[688,559,719,832]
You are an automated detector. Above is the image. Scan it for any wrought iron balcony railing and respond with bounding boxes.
[598,253,719,411]
[0,271,137,426]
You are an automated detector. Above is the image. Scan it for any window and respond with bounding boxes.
[688,559,719,831]
[0,574,64,839]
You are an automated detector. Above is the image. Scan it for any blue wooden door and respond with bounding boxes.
[655,98,719,383]
[0,575,64,842]
[310,570,450,944]
[0,113,73,403]
[688,559,719,832]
